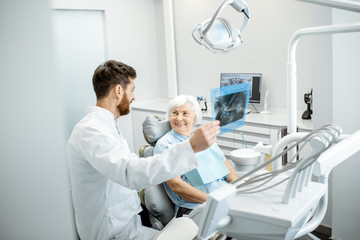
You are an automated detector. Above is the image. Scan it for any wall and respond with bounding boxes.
[172,0,324,112]
[0,1,167,238]
[51,0,167,152]
[0,0,77,239]
[311,4,333,228]
[53,9,106,140]
[332,8,360,240]
[310,2,360,236]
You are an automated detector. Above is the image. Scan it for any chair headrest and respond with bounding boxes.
[142,115,171,145]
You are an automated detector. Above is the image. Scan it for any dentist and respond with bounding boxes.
[66,60,220,240]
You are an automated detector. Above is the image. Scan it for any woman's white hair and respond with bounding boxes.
[166,95,202,125]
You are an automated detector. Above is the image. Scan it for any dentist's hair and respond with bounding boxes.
[167,95,202,125]
[92,60,136,99]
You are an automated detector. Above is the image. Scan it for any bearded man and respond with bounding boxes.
[66,60,220,240]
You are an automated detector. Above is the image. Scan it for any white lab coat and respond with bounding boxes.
[66,106,199,240]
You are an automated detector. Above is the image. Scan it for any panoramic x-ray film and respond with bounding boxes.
[211,82,251,135]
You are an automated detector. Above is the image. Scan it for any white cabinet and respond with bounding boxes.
[197,117,271,158]
[200,117,293,160]
[131,99,313,159]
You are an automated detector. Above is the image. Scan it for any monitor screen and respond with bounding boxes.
[220,73,262,103]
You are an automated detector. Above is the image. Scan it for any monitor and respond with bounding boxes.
[220,73,262,103]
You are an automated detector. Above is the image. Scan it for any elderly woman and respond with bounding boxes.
[154,95,238,217]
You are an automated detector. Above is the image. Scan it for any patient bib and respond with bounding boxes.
[185,146,229,188]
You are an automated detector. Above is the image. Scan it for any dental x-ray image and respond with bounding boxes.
[214,91,247,126]
[211,82,251,135]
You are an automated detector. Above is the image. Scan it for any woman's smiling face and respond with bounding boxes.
[169,103,196,137]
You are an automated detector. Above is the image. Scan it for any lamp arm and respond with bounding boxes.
[231,0,250,17]
[287,22,360,135]
[231,0,250,32]
[203,0,233,35]
[296,0,360,12]
[203,0,250,35]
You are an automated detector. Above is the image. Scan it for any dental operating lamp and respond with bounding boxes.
[192,0,250,54]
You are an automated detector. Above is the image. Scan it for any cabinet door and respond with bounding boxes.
[132,109,166,156]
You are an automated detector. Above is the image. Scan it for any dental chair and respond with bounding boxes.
[138,115,175,230]
[190,125,360,240]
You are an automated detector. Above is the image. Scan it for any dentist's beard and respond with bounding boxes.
[118,92,130,116]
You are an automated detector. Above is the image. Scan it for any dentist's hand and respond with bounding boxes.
[190,121,220,153]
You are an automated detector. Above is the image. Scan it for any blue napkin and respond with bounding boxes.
[185,147,229,188]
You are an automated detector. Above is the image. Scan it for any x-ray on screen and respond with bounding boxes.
[211,82,251,135]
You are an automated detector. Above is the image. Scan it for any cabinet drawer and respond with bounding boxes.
[233,131,270,145]
[219,146,236,158]
[217,138,236,149]
[237,125,270,135]
[201,117,270,136]
[233,141,256,149]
